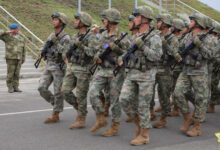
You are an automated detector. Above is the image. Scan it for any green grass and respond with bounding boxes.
[181,0,220,22]
[0,0,219,42]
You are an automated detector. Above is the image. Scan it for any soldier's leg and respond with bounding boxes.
[89,75,107,132]
[13,60,22,91]
[102,74,124,137]
[170,71,181,116]
[69,73,90,129]
[62,71,77,109]
[130,80,154,145]
[208,72,220,112]
[75,73,90,116]
[38,69,54,105]
[120,79,138,120]
[103,85,111,116]
[51,70,65,113]
[150,79,157,121]
[6,59,16,92]
[153,73,172,128]
[174,72,194,133]
[186,74,209,137]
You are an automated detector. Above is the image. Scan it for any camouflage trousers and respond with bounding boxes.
[210,71,220,105]
[99,85,111,107]
[38,69,65,112]
[174,72,209,122]
[120,78,155,129]
[89,73,124,122]
[62,71,90,116]
[156,72,173,115]
[6,59,22,89]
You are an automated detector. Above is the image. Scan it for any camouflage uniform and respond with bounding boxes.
[89,28,130,122]
[38,13,71,114]
[62,20,98,116]
[210,22,220,105]
[174,28,213,123]
[120,29,162,129]
[0,30,25,90]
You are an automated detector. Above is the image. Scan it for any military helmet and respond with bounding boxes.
[128,15,135,21]
[74,12,92,27]
[204,16,213,28]
[156,14,173,26]
[132,6,154,20]
[189,13,205,28]
[172,19,185,30]
[212,21,220,34]
[184,21,190,28]
[105,8,121,23]
[101,10,107,22]
[51,12,68,25]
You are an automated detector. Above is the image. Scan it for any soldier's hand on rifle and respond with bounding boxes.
[178,57,182,63]
[194,37,202,48]
[135,38,144,49]
[119,61,123,67]
[162,39,167,46]
[64,58,68,64]
[94,54,102,64]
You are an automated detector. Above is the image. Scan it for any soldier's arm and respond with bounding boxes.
[22,39,26,63]
[55,35,71,60]
[142,35,163,62]
[0,30,8,42]
[198,35,214,59]
[166,36,181,61]
[83,33,99,57]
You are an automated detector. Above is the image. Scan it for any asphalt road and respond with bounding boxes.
[0,78,219,150]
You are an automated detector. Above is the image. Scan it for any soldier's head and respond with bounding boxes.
[171,19,184,33]
[104,8,121,30]
[204,16,213,30]
[74,12,92,29]
[51,12,68,28]
[212,21,220,36]
[101,10,107,29]
[10,24,19,34]
[189,13,205,30]
[132,6,154,29]
[128,14,136,31]
[181,21,190,34]
[156,14,173,31]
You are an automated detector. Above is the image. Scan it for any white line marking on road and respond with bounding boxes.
[0,105,92,117]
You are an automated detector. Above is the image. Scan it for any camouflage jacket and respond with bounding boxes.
[157,31,180,74]
[41,30,71,71]
[95,28,130,77]
[173,34,184,72]
[0,30,25,61]
[179,31,213,75]
[68,30,98,74]
[125,29,163,81]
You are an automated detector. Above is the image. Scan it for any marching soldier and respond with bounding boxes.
[62,12,98,129]
[119,6,162,145]
[38,12,71,123]
[153,14,181,128]
[174,13,213,136]
[0,24,25,93]
[169,18,185,116]
[89,8,130,137]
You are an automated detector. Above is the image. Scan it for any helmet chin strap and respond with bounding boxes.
[135,16,150,29]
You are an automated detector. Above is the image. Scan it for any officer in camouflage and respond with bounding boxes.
[62,12,98,129]
[38,12,71,123]
[153,14,181,128]
[174,13,213,137]
[119,6,162,145]
[89,8,130,137]
[169,18,185,116]
[0,24,25,93]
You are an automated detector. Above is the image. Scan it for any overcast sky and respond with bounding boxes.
[198,0,220,12]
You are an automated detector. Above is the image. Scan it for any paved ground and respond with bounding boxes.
[0,78,219,150]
